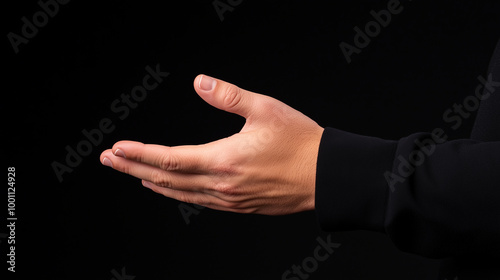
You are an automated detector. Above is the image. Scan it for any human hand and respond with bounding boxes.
[100,75,324,215]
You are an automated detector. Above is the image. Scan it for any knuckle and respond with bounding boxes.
[158,151,178,171]
[214,181,238,196]
[222,86,242,110]
[211,156,240,176]
[212,163,236,177]
[220,201,256,214]
[150,169,171,188]
[177,193,193,204]
[221,200,241,209]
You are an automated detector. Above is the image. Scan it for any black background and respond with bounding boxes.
[3,0,500,279]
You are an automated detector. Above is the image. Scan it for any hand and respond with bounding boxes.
[100,75,324,215]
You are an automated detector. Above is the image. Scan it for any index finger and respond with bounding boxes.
[111,141,211,173]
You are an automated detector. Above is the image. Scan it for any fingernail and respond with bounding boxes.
[114,149,126,158]
[102,157,113,168]
[199,75,216,91]
[142,180,153,188]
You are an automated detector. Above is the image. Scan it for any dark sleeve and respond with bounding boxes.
[315,127,500,258]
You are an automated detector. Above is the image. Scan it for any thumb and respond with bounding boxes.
[193,74,257,119]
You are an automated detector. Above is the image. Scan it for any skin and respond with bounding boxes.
[100,74,324,215]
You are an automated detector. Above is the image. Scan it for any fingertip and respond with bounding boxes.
[99,149,115,168]
[102,157,113,168]
[142,180,152,188]
[194,74,202,90]
[142,180,162,194]
[195,74,217,92]
[99,149,112,162]
[111,140,143,157]
[113,148,126,158]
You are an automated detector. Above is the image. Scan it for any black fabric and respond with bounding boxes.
[472,39,500,141]
[315,39,500,278]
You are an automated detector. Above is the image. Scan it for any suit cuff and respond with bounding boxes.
[315,127,397,232]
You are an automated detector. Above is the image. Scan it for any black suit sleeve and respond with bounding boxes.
[315,127,500,258]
